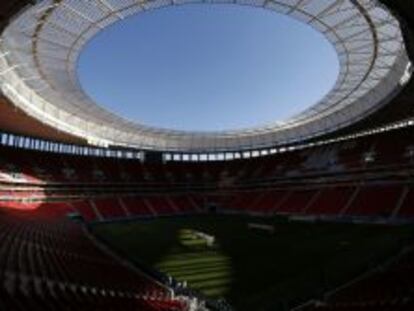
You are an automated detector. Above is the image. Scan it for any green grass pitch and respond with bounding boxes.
[92,215,412,311]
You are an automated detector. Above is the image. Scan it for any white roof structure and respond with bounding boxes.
[0,0,410,152]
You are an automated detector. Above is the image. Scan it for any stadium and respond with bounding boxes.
[0,0,413,310]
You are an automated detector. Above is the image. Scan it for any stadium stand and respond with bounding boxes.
[1,131,414,224]
[2,123,414,222]
[305,187,355,216]
[0,202,188,310]
[0,0,414,310]
[301,248,414,311]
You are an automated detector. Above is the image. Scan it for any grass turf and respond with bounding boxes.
[92,215,413,311]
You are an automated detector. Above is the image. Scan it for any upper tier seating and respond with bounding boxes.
[1,125,414,187]
[1,126,414,223]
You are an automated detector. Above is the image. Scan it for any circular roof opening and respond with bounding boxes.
[78,4,339,132]
[3,0,407,151]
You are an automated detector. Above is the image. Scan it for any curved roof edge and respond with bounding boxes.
[0,0,411,152]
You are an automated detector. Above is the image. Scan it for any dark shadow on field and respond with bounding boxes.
[92,217,182,267]
[214,217,412,311]
[92,215,414,311]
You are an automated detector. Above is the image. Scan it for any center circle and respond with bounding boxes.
[78,4,339,132]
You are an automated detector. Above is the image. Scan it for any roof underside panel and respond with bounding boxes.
[0,0,410,152]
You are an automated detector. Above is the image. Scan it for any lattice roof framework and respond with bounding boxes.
[0,0,410,151]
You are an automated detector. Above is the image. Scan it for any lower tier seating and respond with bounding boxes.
[0,202,187,310]
[344,185,403,217]
[301,249,414,311]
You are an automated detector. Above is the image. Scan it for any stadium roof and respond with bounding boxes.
[0,0,410,152]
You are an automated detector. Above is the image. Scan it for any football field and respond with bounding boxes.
[92,215,412,311]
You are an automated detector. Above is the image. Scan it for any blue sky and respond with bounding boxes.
[78,4,339,132]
